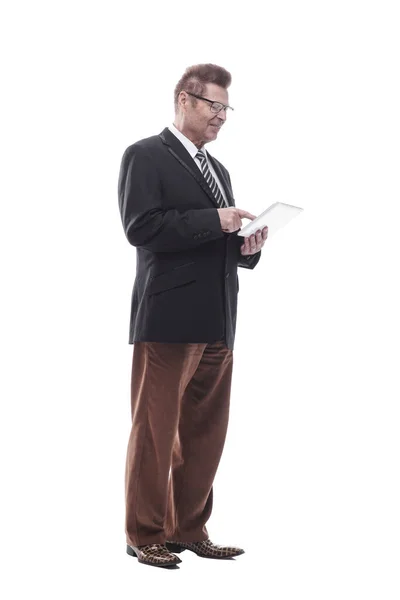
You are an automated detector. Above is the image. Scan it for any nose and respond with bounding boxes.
[217,108,227,123]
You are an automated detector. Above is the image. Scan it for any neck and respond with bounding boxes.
[173,121,204,149]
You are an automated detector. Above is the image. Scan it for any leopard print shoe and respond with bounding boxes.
[165,538,245,559]
[127,543,182,567]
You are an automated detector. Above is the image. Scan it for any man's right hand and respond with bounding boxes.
[217,208,257,233]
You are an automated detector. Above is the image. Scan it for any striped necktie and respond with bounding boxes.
[195,150,227,208]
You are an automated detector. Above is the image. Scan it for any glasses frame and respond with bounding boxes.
[184,91,234,113]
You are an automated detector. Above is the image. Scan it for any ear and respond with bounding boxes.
[178,90,187,109]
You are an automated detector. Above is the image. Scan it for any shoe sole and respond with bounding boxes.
[126,544,182,567]
[165,542,244,559]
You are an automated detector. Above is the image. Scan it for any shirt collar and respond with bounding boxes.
[168,123,207,159]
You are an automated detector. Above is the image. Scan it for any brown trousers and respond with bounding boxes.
[124,340,234,547]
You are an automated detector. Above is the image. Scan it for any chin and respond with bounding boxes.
[206,129,218,140]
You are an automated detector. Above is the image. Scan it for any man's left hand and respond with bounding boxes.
[240,226,268,255]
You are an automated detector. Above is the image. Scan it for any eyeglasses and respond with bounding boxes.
[184,91,234,114]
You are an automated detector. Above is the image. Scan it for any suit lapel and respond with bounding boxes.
[159,128,233,208]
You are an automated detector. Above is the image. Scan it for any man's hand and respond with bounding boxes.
[240,226,268,255]
[217,207,257,233]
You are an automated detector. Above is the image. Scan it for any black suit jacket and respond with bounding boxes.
[117,127,261,350]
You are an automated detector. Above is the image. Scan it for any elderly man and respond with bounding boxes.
[118,63,268,568]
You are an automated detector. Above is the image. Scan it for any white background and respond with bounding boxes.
[1,0,399,598]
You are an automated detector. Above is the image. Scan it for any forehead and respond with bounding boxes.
[204,83,229,104]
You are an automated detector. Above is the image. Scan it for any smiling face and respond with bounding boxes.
[174,83,229,149]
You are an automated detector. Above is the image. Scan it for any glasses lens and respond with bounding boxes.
[211,102,224,113]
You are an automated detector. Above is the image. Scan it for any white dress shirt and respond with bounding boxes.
[168,123,228,206]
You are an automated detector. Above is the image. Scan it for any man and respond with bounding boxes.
[118,63,268,568]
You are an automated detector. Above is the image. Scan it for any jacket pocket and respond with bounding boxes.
[147,262,196,296]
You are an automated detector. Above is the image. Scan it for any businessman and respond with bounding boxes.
[118,63,268,568]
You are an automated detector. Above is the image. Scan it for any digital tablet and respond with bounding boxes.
[237,201,304,237]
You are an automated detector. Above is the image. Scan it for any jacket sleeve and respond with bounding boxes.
[235,234,262,270]
[118,144,224,252]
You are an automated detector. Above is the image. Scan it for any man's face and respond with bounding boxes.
[181,83,230,146]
